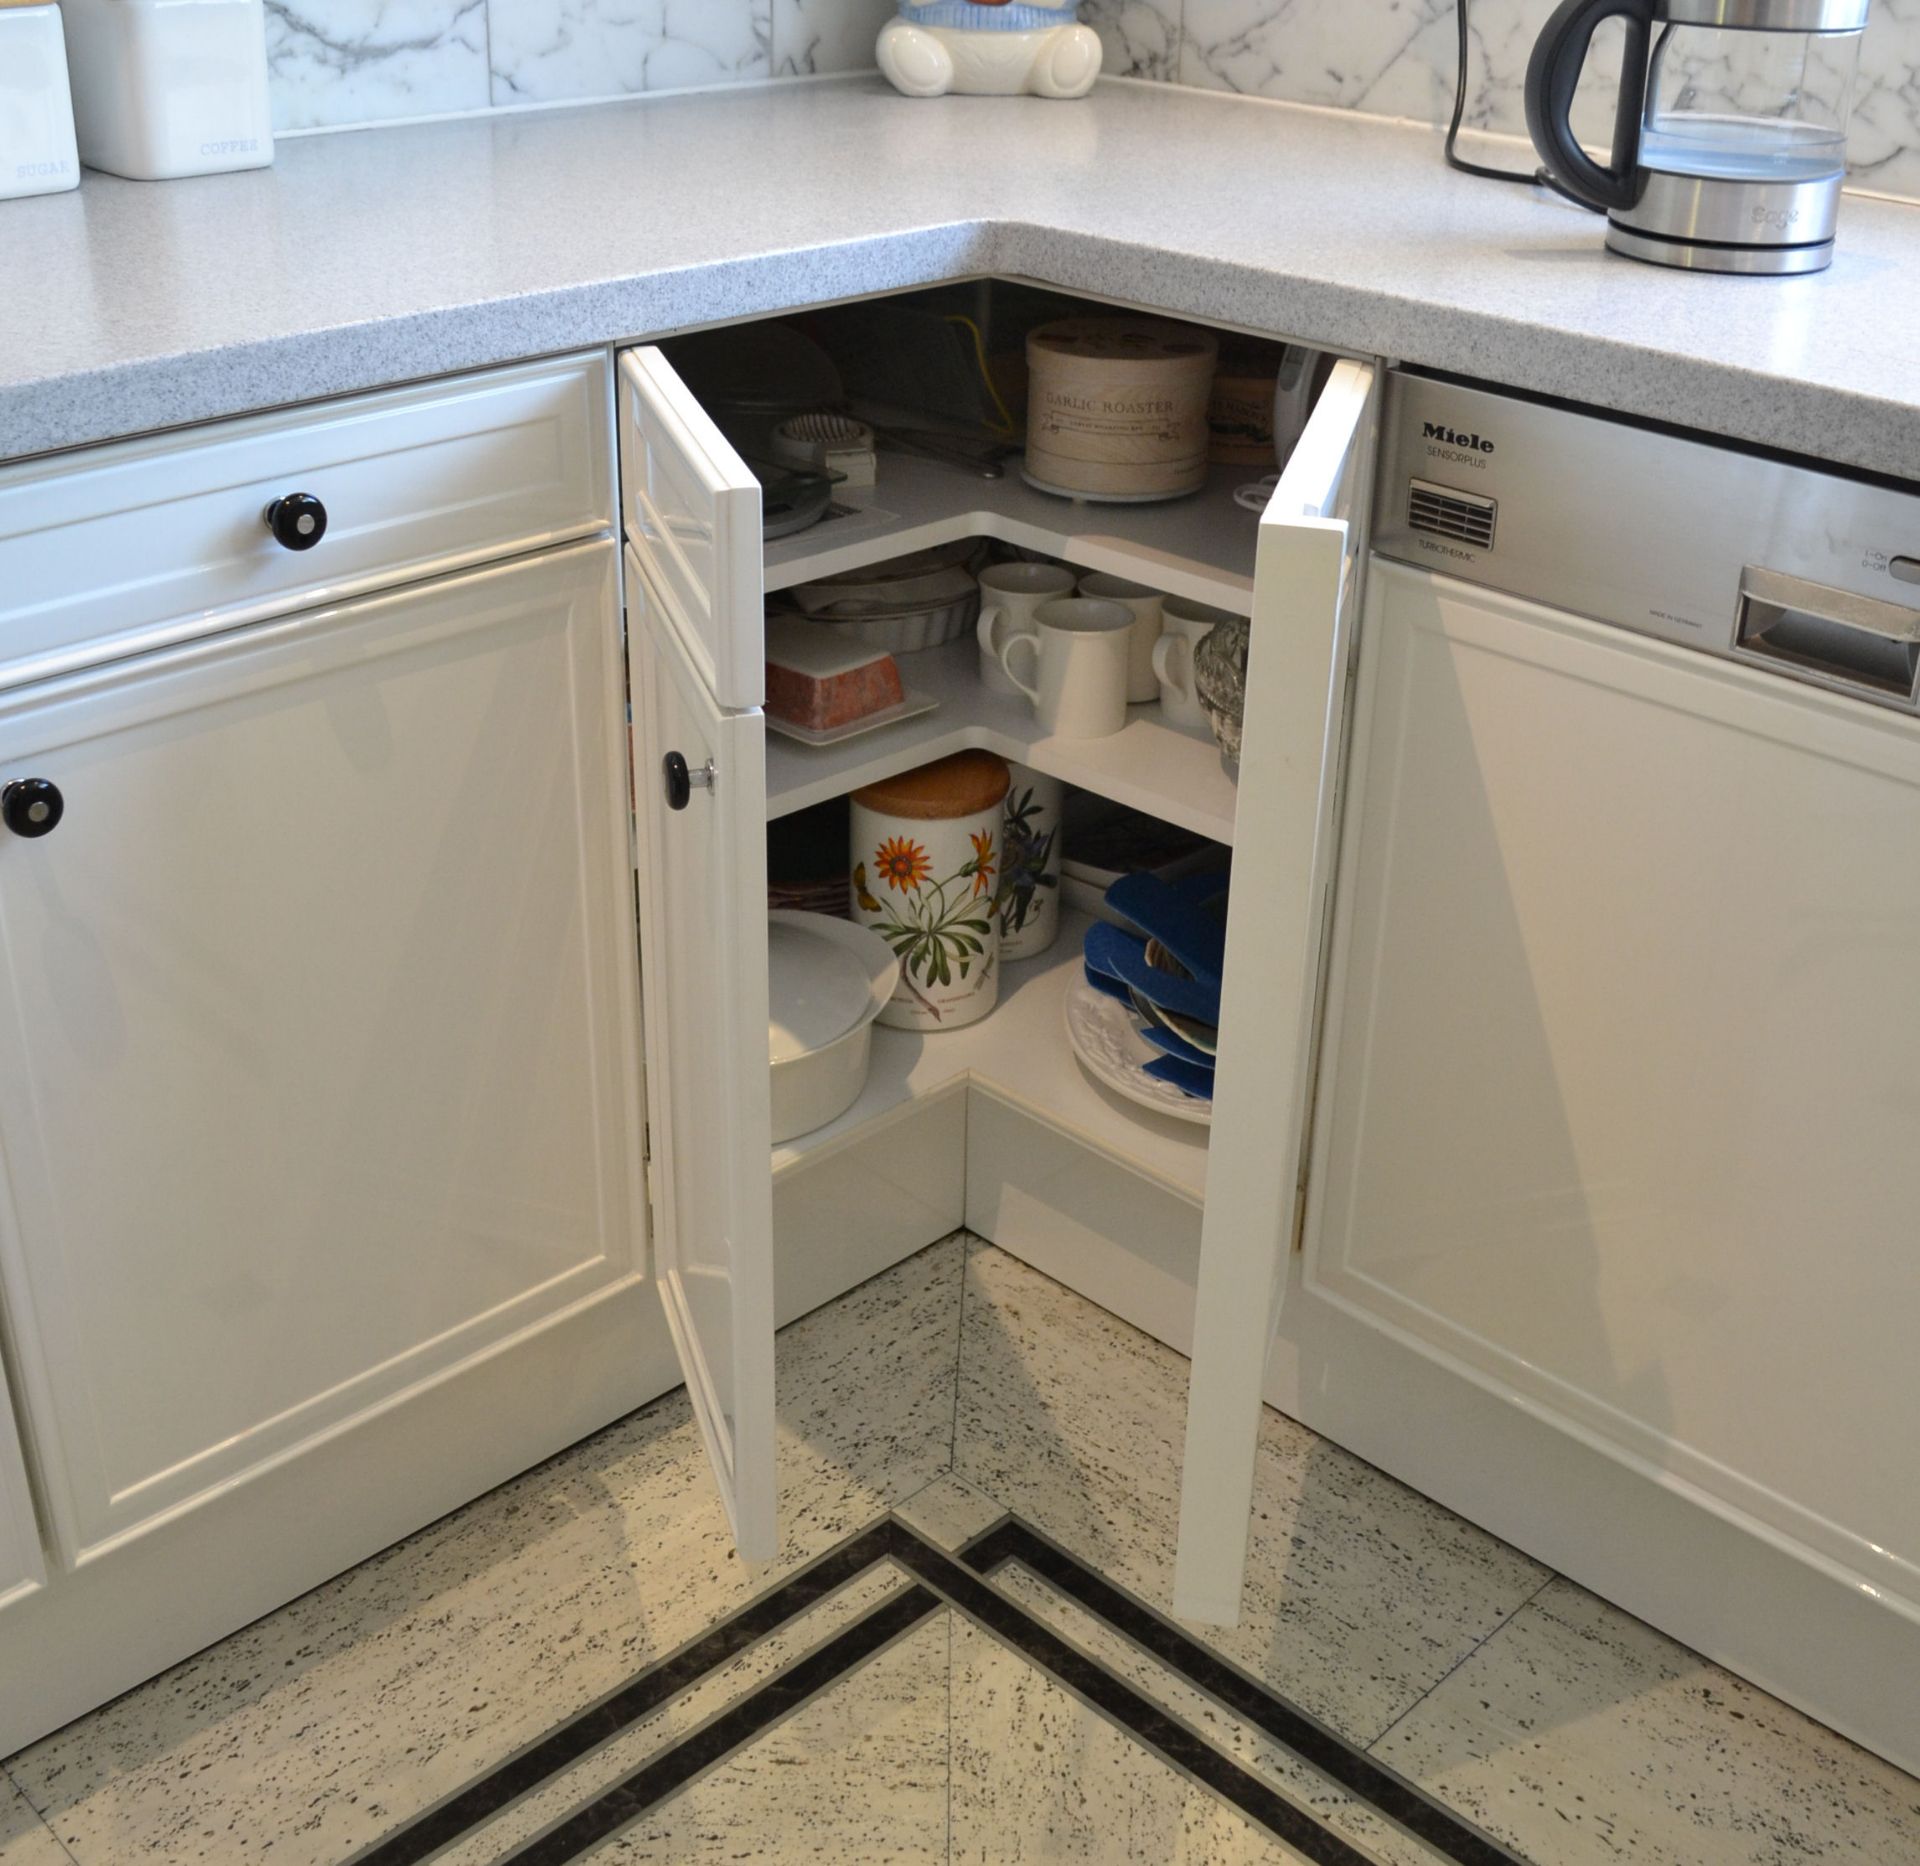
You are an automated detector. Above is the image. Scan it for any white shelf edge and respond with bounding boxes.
[766,639,1239,846]
[770,911,1211,1202]
[765,455,1261,621]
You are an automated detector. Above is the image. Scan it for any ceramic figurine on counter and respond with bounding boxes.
[878,0,1101,100]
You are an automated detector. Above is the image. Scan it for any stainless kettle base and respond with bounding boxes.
[1605,222,1835,276]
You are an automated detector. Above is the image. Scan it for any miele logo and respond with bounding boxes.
[1422,422,1494,454]
[200,138,260,156]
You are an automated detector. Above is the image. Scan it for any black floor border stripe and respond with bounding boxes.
[345,1509,1530,1866]
[880,1522,1379,1866]
[963,1519,1529,1866]
[344,1520,900,1866]
[494,1583,942,1866]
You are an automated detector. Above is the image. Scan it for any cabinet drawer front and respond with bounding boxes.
[618,348,763,709]
[0,354,612,691]
[0,542,646,1561]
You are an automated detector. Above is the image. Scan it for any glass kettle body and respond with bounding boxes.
[1524,0,1869,275]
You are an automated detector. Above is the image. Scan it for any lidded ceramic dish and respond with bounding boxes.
[768,911,899,1143]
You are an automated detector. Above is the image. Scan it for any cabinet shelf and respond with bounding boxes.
[765,456,1262,620]
[766,637,1238,845]
[772,909,1210,1203]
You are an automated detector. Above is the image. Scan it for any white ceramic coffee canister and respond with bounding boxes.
[0,3,79,200]
[1077,572,1164,703]
[851,751,1011,1031]
[997,766,1062,961]
[1152,595,1238,734]
[976,562,1076,697]
[60,0,273,180]
[1000,596,1131,740]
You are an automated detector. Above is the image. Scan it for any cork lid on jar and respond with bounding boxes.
[853,751,1011,821]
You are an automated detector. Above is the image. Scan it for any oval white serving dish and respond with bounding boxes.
[768,910,901,1143]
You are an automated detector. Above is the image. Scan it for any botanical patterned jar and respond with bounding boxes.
[998,765,1062,961]
[851,752,1011,1031]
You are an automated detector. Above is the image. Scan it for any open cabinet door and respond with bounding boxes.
[627,542,777,1561]
[1173,359,1380,1623]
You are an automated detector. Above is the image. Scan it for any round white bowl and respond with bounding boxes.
[768,911,901,1143]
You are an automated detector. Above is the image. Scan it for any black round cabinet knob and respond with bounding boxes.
[3,778,64,839]
[663,752,692,812]
[265,492,328,551]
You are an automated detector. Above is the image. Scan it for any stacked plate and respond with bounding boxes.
[1064,872,1226,1124]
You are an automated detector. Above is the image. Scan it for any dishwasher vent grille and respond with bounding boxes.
[1407,479,1497,551]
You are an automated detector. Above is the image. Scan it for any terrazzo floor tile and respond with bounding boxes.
[1371,1577,1920,1866]
[575,1612,952,1863]
[6,1239,966,1866]
[947,1611,1311,1863]
[987,1562,1452,1866]
[0,1781,68,1866]
[433,1562,915,1866]
[892,1473,1008,1553]
[951,1240,1552,1744]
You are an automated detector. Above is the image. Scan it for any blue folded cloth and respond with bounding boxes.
[1083,920,1221,1026]
[1135,1013,1215,1071]
[1142,1052,1214,1101]
[1103,870,1227,987]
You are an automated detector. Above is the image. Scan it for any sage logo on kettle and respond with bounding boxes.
[1523,0,1869,277]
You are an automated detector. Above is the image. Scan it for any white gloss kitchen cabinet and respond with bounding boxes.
[0,355,681,1754]
[0,1379,42,1617]
[613,329,1379,1596]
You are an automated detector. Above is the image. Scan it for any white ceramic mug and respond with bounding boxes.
[1001,597,1133,740]
[1152,596,1239,734]
[976,563,1077,697]
[1076,572,1164,703]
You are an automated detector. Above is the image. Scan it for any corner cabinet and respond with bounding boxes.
[1174,359,1378,1621]
[619,352,777,1558]
[614,338,1381,1609]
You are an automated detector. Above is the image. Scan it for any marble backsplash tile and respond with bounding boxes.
[1176,0,1920,199]
[773,0,895,76]
[266,0,490,131]
[488,0,770,105]
[266,0,1920,205]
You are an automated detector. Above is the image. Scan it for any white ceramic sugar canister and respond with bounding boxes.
[0,3,80,200]
[60,0,273,181]
[851,751,1011,1032]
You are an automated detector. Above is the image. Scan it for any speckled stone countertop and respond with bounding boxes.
[4,76,1918,474]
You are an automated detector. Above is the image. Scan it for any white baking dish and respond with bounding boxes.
[768,911,900,1143]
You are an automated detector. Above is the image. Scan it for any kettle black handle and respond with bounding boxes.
[1525,0,1657,213]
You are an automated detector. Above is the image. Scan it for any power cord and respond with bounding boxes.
[1445,0,1602,212]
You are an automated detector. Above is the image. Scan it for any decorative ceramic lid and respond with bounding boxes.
[853,750,1010,821]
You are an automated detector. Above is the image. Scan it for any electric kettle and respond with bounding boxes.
[1525,0,1869,275]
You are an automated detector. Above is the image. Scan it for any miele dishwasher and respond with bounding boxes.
[1291,371,1920,1771]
